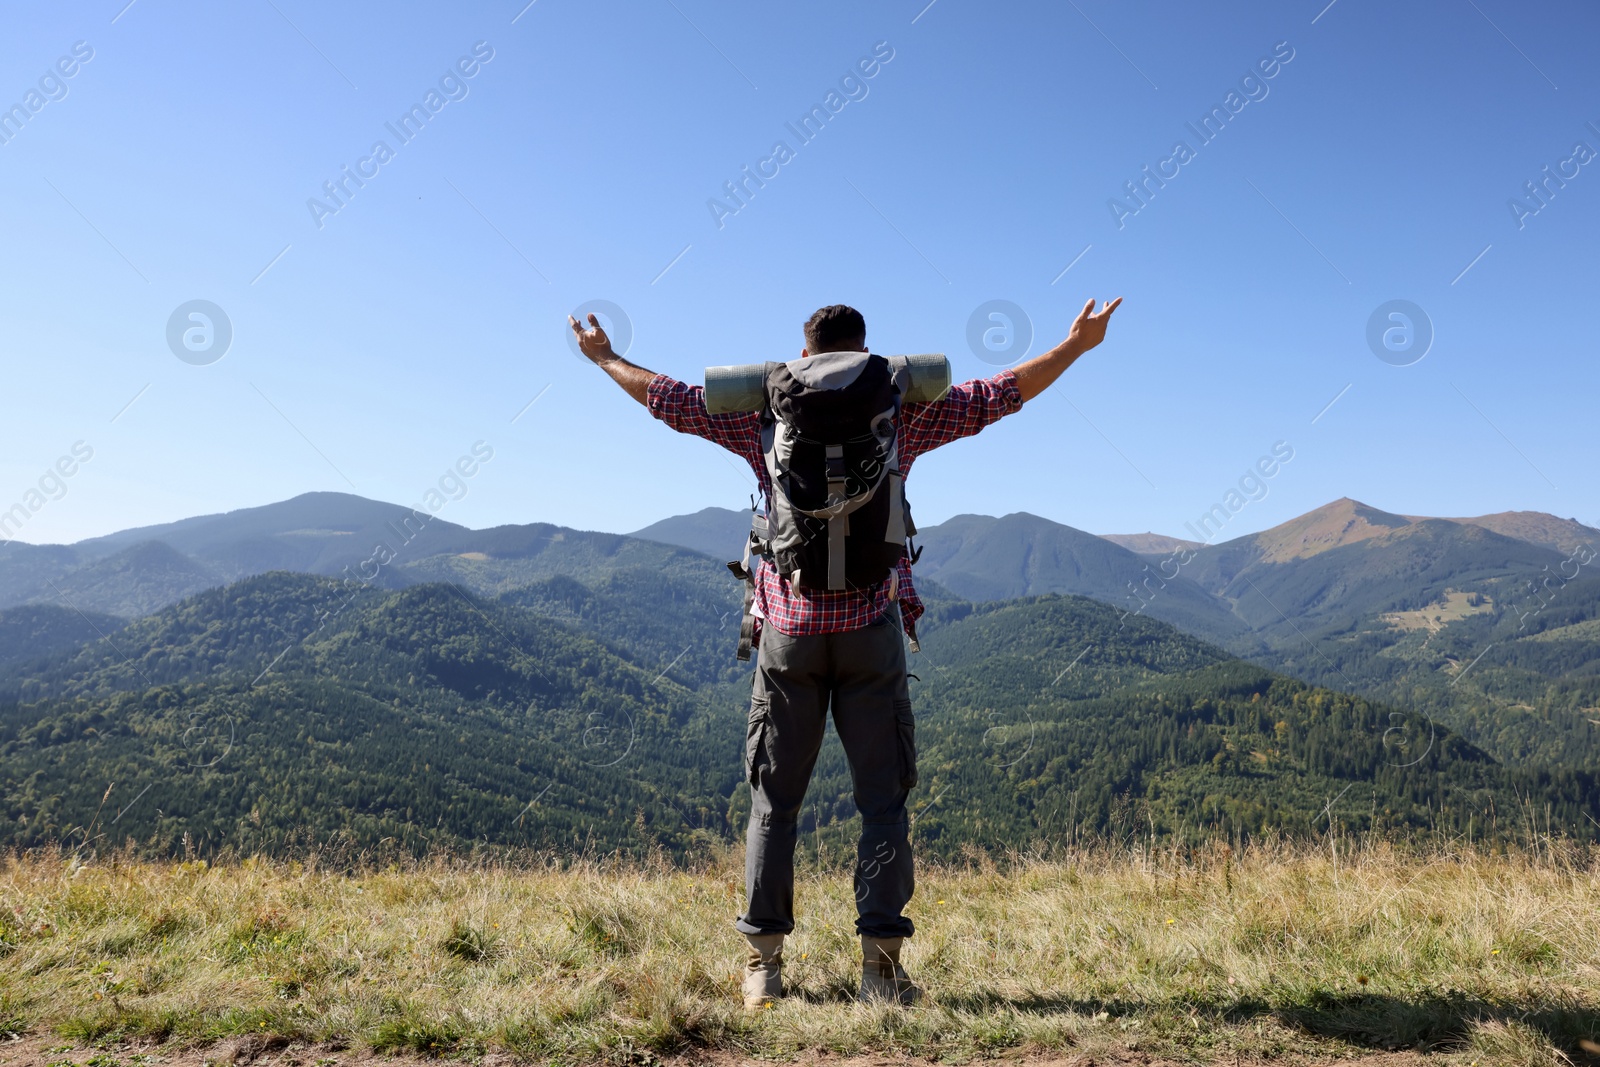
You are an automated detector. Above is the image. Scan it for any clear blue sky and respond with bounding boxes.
[3,0,1596,546]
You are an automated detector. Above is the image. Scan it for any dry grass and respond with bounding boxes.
[1,840,1596,1064]
[1381,590,1494,633]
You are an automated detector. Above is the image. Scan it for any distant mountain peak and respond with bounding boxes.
[1247,498,1414,563]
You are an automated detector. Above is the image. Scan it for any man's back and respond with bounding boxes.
[644,362,1024,640]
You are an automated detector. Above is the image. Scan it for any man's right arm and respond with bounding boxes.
[570,313,761,463]
[570,313,653,406]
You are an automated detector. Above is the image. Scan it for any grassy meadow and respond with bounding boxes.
[0,840,1597,1064]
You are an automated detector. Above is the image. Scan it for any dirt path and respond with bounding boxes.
[0,1033,1437,1067]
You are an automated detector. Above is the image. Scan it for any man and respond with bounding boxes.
[571,297,1121,1008]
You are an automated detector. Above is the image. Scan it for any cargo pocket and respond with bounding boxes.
[745,698,770,786]
[893,698,918,790]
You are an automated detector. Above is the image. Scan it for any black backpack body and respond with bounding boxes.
[720,351,946,660]
[755,351,908,591]
[757,351,911,592]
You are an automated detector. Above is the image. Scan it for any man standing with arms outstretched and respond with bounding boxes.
[572,296,1121,1008]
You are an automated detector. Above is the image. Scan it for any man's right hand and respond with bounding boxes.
[569,313,656,406]
[569,313,617,364]
[1063,297,1122,357]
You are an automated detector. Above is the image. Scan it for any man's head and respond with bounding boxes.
[802,304,866,357]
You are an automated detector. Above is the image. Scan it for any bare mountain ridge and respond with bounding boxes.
[1421,510,1599,557]
[0,492,710,618]
[1104,497,1597,564]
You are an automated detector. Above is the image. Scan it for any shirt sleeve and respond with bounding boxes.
[898,368,1023,467]
[894,558,925,632]
[645,373,763,467]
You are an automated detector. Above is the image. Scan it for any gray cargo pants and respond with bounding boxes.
[734,606,917,940]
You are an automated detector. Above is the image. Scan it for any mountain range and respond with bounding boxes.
[1,491,1596,857]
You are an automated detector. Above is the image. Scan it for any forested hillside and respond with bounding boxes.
[2,569,1594,860]
[0,575,736,857]
[0,604,126,675]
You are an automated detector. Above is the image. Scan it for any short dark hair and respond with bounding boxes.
[803,305,866,353]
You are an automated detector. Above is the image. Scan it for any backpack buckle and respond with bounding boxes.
[824,445,847,482]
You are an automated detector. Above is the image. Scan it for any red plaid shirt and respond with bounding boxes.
[646,367,1023,640]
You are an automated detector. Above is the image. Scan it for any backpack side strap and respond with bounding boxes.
[727,509,770,662]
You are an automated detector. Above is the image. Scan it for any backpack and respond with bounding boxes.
[727,351,923,660]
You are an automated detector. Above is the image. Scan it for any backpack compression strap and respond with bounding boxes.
[824,444,849,589]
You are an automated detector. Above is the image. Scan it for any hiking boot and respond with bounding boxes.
[858,935,921,1005]
[742,933,784,1010]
